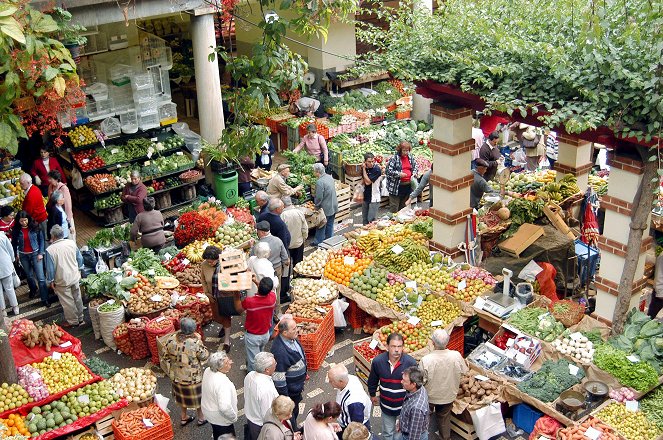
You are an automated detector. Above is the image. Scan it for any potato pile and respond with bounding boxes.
[175,265,201,285]
[294,249,329,277]
[128,284,171,315]
[21,324,64,351]
[457,373,502,406]
[297,322,319,335]
[290,278,338,304]
[286,301,330,320]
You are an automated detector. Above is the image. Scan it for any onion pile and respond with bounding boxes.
[290,278,338,304]
[294,249,329,277]
[110,368,157,403]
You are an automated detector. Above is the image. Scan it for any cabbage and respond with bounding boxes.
[639,320,663,338]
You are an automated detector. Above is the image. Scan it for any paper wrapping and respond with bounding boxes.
[452,363,507,415]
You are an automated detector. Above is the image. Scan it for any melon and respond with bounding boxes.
[497,207,511,220]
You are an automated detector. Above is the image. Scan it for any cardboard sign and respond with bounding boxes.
[407,316,421,326]
[391,244,404,254]
[369,339,379,350]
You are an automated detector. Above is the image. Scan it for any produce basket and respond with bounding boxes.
[179,169,201,184]
[127,317,150,360]
[175,293,213,325]
[345,299,368,330]
[160,308,181,330]
[112,404,174,440]
[344,163,363,177]
[549,300,585,327]
[128,305,170,320]
[295,310,335,371]
[113,323,132,356]
[289,278,338,304]
[145,317,175,365]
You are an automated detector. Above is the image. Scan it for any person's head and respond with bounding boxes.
[311,401,342,422]
[255,191,269,207]
[143,196,155,212]
[488,131,500,146]
[431,329,450,350]
[313,163,326,178]
[306,124,317,137]
[272,395,295,422]
[208,351,233,374]
[257,277,274,296]
[254,352,277,376]
[19,173,32,190]
[180,317,197,335]
[268,198,284,214]
[363,152,375,168]
[396,141,412,156]
[14,211,35,231]
[50,225,64,240]
[218,435,236,440]
[40,147,50,159]
[401,366,424,392]
[130,170,141,185]
[49,190,64,208]
[327,364,350,390]
[256,221,271,238]
[386,333,404,361]
[254,241,271,259]
[277,164,291,178]
[277,317,298,341]
[0,206,14,222]
[342,422,371,440]
[203,246,222,266]
[283,197,293,208]
[474,158,489,175]
[47,170,62,186]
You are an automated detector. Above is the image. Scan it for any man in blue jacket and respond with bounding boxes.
[271,317,307,429]
[367,333,417,440]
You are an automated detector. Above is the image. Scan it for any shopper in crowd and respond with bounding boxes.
[45,225,84,326]
[247,241,278,296]
[121,170,148,223]
[397,367,429,440]
[256,190,270,215]
[521,126,544,171]
[200,246,226,339]
[19,173,47,237]
[238,155,257,196]
[30,147,66,196]
[342,422,371,440]
[545,130,559,170]
[161,317,210,427]
[272,317,308,429]
[267,164,303,201]
[327,364,372,432]
[478,131,502,181]
[212,255,244,353]
[242,277,277,372]
[258,395,299,440]
[367,333,417,440]
[303,402,342,440]
[252,221,289,294]
[0,231,17,317]
[259,198,291,250]
[360,153,382,225]
[407,169,431,207]
[280,197,308,297]
[256,136,276,171]
[290,97,322,117]
[130,197,166,252]
[0,206,14,238]
[470,159,498,210]
[312,163,338,246]
[294,124,329,167]
[201,351,236,436]
[46,191,69,241]
[419,329,467,440]
[47,170,74,239]
[245,352,280,440]
[385,141,418,213]
[12,211,48,307]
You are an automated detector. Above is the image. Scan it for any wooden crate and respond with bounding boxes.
[217,271,253,291]
[95,414,115,439]
[218,249,247,274]
[450,414,478,440]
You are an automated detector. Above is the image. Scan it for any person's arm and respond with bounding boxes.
[53,159,67,184]
[272,344,290,395]
[480,177,497,194]
[123,184,147,204]
[130,218,140,242]
[347,403,366,423]
[76,247,84,270]
[276,177,297,197]
[410,154,418,179]
[655,255,663,294]
[280,241,289,269]
[385,156,401,179]
[45,250,55,284]
[61,186,73,224]
[37,230,45,256]
[407,408,428,440]
[410,170,430,200]
[293,138,305,154]
[367,360,379,401]
[299,213,308,243]
[314,180,323,209]
[319,136,328,164]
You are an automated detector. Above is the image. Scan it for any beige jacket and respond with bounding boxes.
[45,238,82,287]
[267,174,297,199]
[280,206,308,249]
[419,349,467,405]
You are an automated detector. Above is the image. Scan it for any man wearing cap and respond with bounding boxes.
[251,221,289,302]
[267,164,303,200]
[470,159,497,209]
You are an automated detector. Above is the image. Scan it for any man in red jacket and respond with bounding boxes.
[20,173,48,237]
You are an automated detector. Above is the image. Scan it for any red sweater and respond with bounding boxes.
[23,185,47,223]
[241,292,276,335]
[31,157,66,185]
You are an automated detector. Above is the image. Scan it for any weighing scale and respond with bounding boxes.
[318,235,347,251]
[482,268,519,318]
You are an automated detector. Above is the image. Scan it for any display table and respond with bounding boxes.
[10,326,83,367]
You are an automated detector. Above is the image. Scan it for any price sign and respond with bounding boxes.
[145,160,151,165]
[457,279,467,291]
[569,332,583,341]
[430,320,443,327]
[317,287,331,300]
[82,158,90,164]
[625,400,639,412]
[515,352,528,365]
[405,281,417,289]
[343,256,355,266]
[156,317,166,322]
[147,269,155,276]
[506,338,515,347]
[176,152,184,156]
[475,375,489,382]
[182,258,190,265]
[369,339,379,350]
[151,294,163,302]
[202,243,210,249]
[78,394,90,404]
[111,148,119,154]
[568,364,580,376]
[142,418,154,428]
[150,137,158,142]
[196,293,206,299]
[316,307,328,314]
[360,230,369,236]
[106,299,115,305]
[59,341,72,348]
[627,355,640,363]
[164,253,172,260]
[51,352,62,360]
[407,316,421,326]
[99,178,109,182]
[584,426,602,440]
[391,244,404,255]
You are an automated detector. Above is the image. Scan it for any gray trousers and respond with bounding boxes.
[54,282,84,325]
[0,275,17,311]
[362,202,379,225]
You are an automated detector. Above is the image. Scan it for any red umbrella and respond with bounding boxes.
[580,198,600,245]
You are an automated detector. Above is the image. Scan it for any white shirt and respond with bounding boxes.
[246,256,279,296]
[201,369,237,426]
[244,371,279,426]
[336,375,372,428]
[42,158,50,173]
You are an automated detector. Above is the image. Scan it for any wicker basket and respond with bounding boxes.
[179,170,202,184]
[549,300,585,327]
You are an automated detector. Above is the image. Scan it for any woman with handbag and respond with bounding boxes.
[12,211,49,308]
[0,230,18,316]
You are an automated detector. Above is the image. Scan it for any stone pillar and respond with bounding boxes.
[428,104,475,260]
[593,154,652,322]
[191,11,224,144]
[555,134,593,192]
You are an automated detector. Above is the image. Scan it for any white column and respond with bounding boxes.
[190,12,224,144]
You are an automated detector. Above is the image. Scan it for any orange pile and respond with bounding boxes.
[1,413,30,437]
[323,257,371,286]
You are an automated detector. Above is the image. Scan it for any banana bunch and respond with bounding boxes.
[356,230,383,255]
[541,182,564,202]
[374,238,429,272]
[182,239,225,263]
[535,169,557,184]
[559,174,581,198]
[589,174,608,195]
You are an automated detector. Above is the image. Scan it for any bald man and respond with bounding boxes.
[328,364,372,433]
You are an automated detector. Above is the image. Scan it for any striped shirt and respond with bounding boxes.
[336,375,372,428]
[367,353,417,416]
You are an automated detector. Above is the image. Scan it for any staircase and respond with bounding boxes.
[5,284,65,326]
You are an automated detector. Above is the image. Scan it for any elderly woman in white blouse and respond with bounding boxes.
[246,241,278,296]
[201,351,237,438]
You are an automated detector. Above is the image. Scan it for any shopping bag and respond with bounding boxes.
[353,184,364,203]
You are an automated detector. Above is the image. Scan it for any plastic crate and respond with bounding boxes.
[512,403,543,434]
[344,299,367,329]
[138,111,160,130]
[295,310,335,371]
[109,64,134,87]
[120,110,138,134]
[87,97,114,121]
[396,110,411,120]
[448,325,465,357]
[158,102,177,126]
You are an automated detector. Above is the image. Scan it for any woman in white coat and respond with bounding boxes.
[0,233,18,316]
[201,351,238,438]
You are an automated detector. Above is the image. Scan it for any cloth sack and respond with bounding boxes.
[332,298,349,327]
[98,304,126,350]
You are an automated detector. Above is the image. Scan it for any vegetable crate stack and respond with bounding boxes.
[217,249,252,291]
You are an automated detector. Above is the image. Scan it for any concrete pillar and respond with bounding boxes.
[191,12,224,144]
[428,104,475,260]
[593,154,653,322]
[555,134,593,192]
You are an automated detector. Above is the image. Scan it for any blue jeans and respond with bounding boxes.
[19,252,48,304]
[245,331,269,372]
[382,413,398,440]
[314,214,335,245]
[396,431,427,440]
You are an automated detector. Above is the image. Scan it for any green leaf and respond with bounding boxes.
[53,76,66,97]
[1,23,25,44]
[0,122,12,148]
[0,5,17,17]
[43,66,59,81]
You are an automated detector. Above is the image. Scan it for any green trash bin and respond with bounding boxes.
[214,171,239,207]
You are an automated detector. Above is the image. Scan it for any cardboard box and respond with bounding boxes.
[543,203,575,239]
[498,223,545,258]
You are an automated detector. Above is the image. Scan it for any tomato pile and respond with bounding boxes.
[72,149,105,171]
[354,341,384,363]
[331,244,363,259]
[163,253,190,273]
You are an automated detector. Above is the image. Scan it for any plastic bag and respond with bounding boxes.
[332,298,349,327]
[70,168,84,189]
[528,415,561,440]
[353,184,364,203]
[380,178,390,197]
[96,258,109,274]
[518,260,544,281]
[471,403,506,440]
